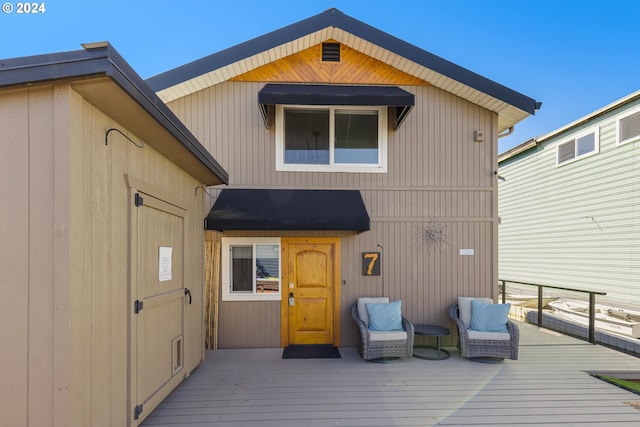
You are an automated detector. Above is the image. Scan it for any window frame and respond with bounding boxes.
[275,104,388,173]
[556,127,599,166]
[221,237,281,302]
[617,106,640,146]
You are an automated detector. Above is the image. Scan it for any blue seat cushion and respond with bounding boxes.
[366,300,403,331]
[470,299,511,333]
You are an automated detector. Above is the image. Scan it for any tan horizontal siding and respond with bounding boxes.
[168,83,495,192]
[362,189,492,220]
[212,219,494,349]
[175,81,498,348]
[217,301,282,348]
[338,220,494,347]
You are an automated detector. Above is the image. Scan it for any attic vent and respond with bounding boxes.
[322,43,341,62]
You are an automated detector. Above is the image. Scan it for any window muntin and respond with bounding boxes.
[222,238,281,301]
[276,105,387,173]
[618,109,640,145]
[557,128,599,165]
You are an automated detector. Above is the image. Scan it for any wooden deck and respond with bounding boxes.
[141,322,640,426]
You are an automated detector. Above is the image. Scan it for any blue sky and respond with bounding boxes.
[2,0,638,153]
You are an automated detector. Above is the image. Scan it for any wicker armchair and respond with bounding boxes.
[448,301,519,360]
[352,298,415,361]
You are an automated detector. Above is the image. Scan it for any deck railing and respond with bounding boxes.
[499,279,607,344]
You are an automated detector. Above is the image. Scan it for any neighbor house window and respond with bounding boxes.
[618,109,640,145]
[557,128,599,165]
[276,105,387,173]
[221,237,281,301]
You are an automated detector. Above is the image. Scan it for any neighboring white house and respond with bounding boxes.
[498,89,640,306]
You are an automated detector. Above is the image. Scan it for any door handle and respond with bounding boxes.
[289,292,294,306]
[184,288,192,304]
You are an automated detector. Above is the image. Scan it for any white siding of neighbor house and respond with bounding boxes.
[499,98,640,305]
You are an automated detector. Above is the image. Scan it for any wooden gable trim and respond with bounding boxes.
[230,40,429,86]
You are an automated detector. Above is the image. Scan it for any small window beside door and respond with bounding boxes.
[221,237,281,301]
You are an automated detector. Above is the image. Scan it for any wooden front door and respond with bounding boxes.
[281,238,341,346]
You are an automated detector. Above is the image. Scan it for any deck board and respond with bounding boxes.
[142,321,640,426]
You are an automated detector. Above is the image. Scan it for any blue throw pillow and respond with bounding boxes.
[470,299,510,333]
[366,300,403,331]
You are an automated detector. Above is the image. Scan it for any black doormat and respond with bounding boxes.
[282,345,341,359]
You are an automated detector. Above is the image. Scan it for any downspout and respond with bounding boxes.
[494,126,513,302]
[498,126,514,139]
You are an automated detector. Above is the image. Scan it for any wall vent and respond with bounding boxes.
[322,43,341,62]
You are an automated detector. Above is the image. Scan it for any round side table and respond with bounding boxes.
[413,324,450,360]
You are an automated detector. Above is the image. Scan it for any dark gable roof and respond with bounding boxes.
[146,8,539,116]
[0,42,228,186]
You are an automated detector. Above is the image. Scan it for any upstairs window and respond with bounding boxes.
[618,109,640,145]
[276,105,387,173]
[557,128,599,165]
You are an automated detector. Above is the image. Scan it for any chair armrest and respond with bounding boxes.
[507,320,519,343]
[402,316,415,336]
[448,303,469,342]
[351,303,369,337]
[402,316,415,351]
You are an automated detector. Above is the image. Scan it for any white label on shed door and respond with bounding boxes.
[459,249,474,256]
[159,246,173,281]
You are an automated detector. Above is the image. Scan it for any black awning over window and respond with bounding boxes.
[205,189,370,233]
[258,83,414,129]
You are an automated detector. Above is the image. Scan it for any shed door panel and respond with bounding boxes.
[133,192,186,424]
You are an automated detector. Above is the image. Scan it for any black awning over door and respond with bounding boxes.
[205,189,370,233]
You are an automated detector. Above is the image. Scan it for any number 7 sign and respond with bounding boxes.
[362,252,381,276]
